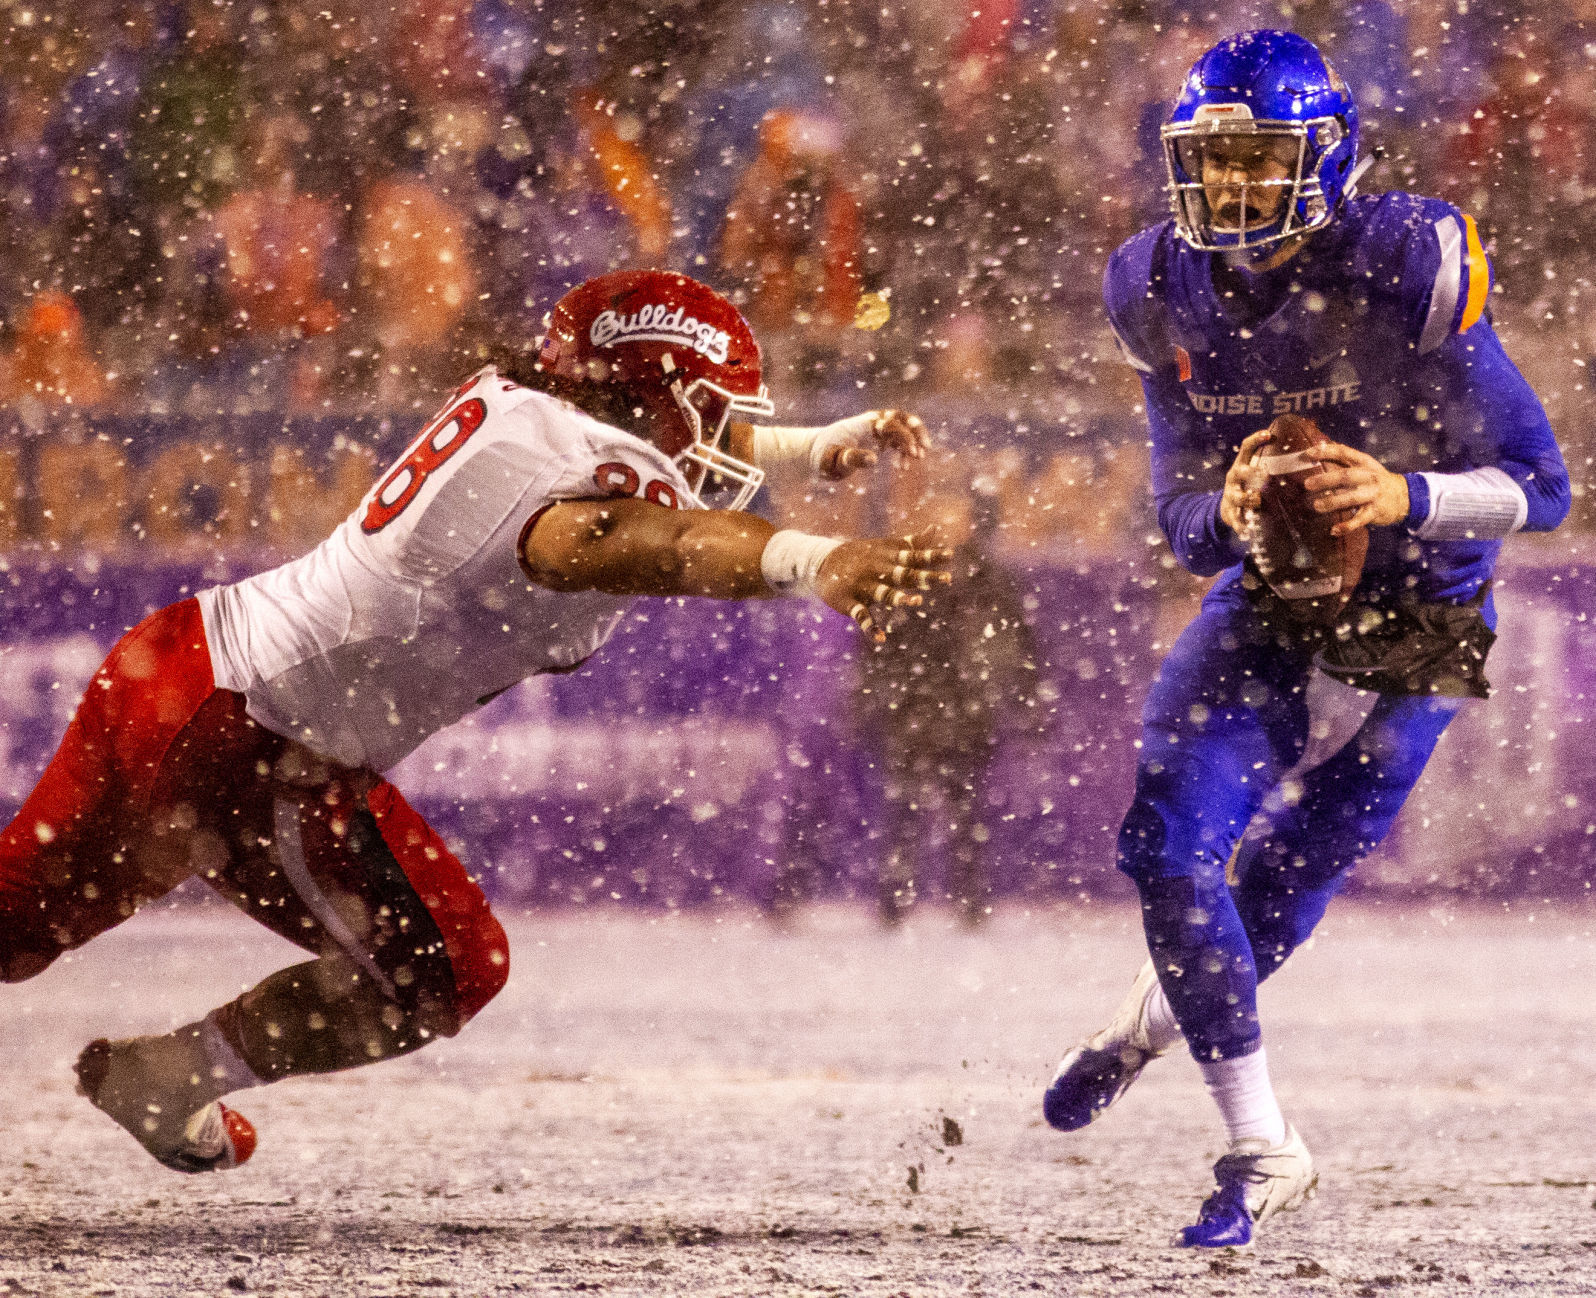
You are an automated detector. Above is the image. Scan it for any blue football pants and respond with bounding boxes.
[1116,588,1464,1061]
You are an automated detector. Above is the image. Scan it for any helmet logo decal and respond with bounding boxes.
[542,270,771,511]
[589,305,731,365]
[1193,102,1254,122]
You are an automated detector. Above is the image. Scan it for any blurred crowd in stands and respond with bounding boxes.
[3,0,1590,917]
[1,0,1595,529]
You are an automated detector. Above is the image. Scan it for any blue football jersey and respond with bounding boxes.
[1103,191,1569,604]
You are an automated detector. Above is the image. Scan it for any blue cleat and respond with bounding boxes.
[1175,1125,1317,1249]
[1043,962,1170,1131]
[1176,1179,1255,1248]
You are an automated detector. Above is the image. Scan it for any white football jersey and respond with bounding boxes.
[199,368,699,772]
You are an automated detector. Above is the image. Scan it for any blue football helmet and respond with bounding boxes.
[1162,30,1362,252]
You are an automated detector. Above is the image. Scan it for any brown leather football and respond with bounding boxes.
[1242,414,1367,623]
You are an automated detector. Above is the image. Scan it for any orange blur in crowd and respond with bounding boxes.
[356,177,475,353]
[2,293,108,408]
[214,116,341,338]
[569,93,673,266]
[721,109,864,332]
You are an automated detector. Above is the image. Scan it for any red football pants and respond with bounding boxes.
[0,599,508,1029]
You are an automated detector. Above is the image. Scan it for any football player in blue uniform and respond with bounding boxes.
[1042,30,1569,1248]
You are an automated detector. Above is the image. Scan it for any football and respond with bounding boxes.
[1242,413,1367,622]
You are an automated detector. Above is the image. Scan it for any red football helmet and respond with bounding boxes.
[537,270,775,509]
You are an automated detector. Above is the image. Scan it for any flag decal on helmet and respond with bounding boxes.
[589,305,731,365]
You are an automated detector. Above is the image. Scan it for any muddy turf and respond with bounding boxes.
[3,900,1595,1295]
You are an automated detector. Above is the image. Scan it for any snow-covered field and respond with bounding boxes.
[4,898,1596,1295]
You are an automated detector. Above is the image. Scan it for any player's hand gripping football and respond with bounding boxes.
[1219,428,1275,535]
[816,410,931,480]
[1300,442,1410,536]
[814,533,953,643]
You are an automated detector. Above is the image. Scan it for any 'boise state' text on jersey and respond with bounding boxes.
[1104,191,1569,605]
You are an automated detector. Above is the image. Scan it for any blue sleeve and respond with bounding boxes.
[1360,193,1490,353]
[1367,193,1568,535]
[1142,372,1249,576]
[1105,228,1248,577]
[1399,323,1570,533]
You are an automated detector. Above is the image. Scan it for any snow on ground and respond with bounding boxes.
[3,898,1596,1295]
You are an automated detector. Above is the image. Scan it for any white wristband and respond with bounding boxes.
[751,413,878,477]
[1412,467,1529,540]
[760,529,844,597]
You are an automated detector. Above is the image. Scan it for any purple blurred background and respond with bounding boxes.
[3,413,1594,909]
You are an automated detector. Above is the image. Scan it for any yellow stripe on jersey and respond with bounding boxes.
[1460,215,1489,333]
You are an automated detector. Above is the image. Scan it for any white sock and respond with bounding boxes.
[1143,982,1184,1054]
[1198,1047,1287,1149]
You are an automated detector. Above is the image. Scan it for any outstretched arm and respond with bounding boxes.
[521,497,951,641]
[727,410,930,481]
[523,497,777,599]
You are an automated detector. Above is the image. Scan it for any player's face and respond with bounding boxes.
[1180,132,1301,233]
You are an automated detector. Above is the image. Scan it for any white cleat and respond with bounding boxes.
[1175,1124,1318,1248]
[1043,960,1171,1131]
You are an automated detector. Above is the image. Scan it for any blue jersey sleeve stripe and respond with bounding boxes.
[1418,214,1464,355]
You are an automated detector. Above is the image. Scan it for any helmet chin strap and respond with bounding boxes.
[1343,152,1376,202]
[660,351,699,441]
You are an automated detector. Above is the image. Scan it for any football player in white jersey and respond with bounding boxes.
[0,270,950,1174]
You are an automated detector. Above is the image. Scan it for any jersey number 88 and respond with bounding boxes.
[361,397,488,534]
